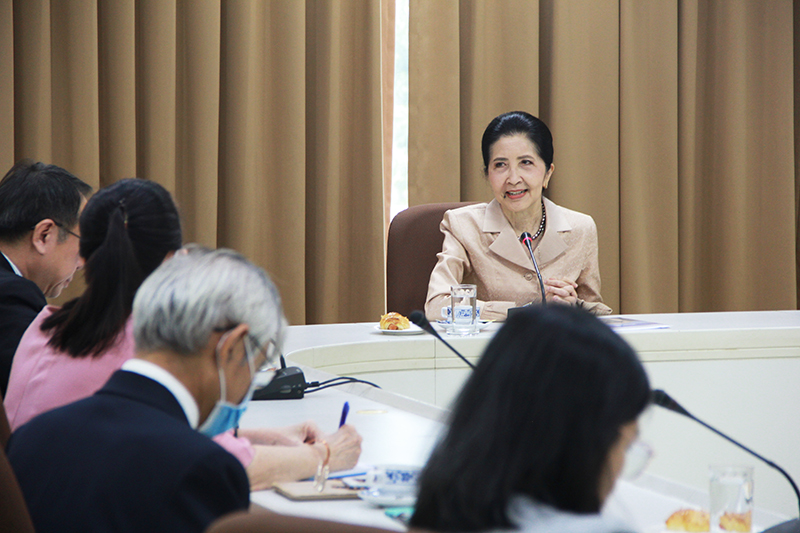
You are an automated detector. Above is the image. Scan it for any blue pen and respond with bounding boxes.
[338,401,350,428]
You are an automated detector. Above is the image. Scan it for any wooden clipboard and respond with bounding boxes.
[272,480,361,501]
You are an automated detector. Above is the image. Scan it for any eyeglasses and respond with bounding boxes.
[621,439,653,481]
[246,335,279,372]
[29,221,80,239]
[53,221,80,240]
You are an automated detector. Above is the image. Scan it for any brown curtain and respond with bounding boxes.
[1,0,392,326]
[409,0,798,314]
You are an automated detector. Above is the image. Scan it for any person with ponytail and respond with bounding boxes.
[4,179,361,490]
[4,179,181,424]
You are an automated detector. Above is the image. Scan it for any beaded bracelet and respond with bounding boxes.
[313,440,331,492]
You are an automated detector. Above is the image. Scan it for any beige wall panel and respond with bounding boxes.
[540,1,621,313]
[136,1,177,194]
[679,1,795,311]
[13,0,52,161]
[0,0,13,169]
[408,0,461,205]
[619,1,679,313]
[458,0,540,202]
[175,0,221,248]
[218,1,308,325]
[306,1,385,324]
[50,0,100,186]
[98,0,137,185]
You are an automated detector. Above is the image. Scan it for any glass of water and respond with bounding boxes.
[450,284,477,336]
[709,465,753,533]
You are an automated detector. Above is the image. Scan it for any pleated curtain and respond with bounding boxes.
[2,0,799,322]
[0,0,392,325]
[409,0,798,314]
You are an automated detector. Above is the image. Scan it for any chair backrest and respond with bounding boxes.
[0,397,36,533]
[386,202,474,317]
[0,395,10,450]
[206,510,409,533]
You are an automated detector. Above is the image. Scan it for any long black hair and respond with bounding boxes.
[42,179,182,357]
[410,305,651,531]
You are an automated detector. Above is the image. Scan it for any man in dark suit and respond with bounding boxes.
[7,247,287,533]
[0,160,92,395]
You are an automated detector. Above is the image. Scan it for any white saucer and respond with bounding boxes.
[358,488,417,507]
[435,321,493,334]
[373,324,424,335]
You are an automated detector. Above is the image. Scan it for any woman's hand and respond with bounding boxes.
[544,278,579,306]
[239,421,323,446]
[321,424,363,472]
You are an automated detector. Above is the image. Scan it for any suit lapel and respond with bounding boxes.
[485,200,538,270]
[484,198,572,270]
[537,197,570,266]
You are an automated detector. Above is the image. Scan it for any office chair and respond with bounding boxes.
[206,510,414,533]
[0,397,36,533]
[386,202,473,316]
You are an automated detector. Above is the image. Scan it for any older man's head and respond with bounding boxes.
[132,246,286,427]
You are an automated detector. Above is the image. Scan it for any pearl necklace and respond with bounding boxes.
[531,201,546,240]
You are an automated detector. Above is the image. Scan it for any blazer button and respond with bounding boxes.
[524,272,533,281]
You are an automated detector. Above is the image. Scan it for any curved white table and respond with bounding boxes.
[242,311,799,526]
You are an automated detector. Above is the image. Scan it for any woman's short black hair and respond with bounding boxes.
[481,111,554,173]
[411,305,651,531]
[43,178,182,357]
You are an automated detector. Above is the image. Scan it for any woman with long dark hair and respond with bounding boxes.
[4,178,361,489]
[411,305,651,532]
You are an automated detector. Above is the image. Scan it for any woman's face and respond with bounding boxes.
[598,420,639,504]
[486,133,554,217]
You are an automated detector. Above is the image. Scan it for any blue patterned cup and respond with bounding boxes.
[366,465,421,496]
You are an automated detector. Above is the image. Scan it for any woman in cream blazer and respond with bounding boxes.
[425,112,611,322]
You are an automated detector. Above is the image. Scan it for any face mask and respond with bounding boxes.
[198,334,258,437]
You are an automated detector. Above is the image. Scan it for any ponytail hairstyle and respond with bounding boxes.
[42,178,182,357]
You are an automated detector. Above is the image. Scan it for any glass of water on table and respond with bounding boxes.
[450,284,478,336]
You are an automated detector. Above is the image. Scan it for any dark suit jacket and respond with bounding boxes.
[7,370,250,533]
[0,254,46,396]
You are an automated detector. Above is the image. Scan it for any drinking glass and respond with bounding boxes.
[709,465,753,533]
[450,284,477,336]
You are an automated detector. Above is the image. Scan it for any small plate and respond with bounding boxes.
[374,324,424,336]
[358,488,417,507]
[435,321,493,334]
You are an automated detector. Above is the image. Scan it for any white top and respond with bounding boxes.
[497,496,636,533]
[121,359,200,429]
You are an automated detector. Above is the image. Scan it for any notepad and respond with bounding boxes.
[272,480,361,501]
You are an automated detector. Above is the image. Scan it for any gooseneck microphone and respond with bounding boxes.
[409,310,475,369]
[520,232,546,305]
[653,389,800,533]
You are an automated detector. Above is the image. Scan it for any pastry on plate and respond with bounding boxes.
[665,508,710,532]
[380,312,410,331]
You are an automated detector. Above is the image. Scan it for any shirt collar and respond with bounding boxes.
[1,251,23,276]
[121,358,200,429]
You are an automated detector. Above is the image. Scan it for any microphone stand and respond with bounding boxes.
[409,311,475,369]
[519,232,546,305]
[652,390,800,533]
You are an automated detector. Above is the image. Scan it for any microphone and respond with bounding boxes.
[652,389,800,533]
[409,310,475,369]
[519,232,546,305]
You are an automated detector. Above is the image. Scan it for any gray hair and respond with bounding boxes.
[133,245,286,359]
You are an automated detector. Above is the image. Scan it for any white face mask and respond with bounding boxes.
[198,333,258,437]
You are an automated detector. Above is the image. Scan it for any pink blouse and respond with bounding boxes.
[3,306,255,467]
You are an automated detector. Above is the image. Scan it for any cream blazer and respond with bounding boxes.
[424,198,611,321]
